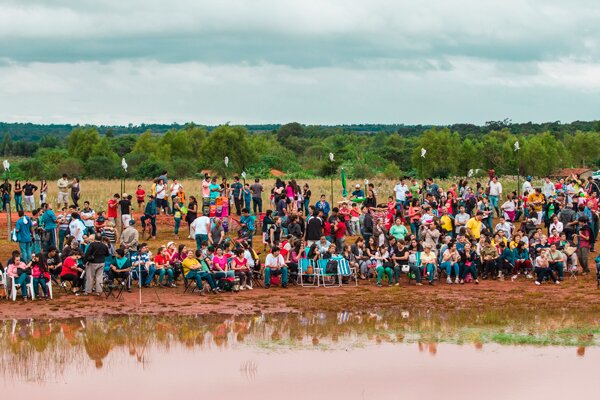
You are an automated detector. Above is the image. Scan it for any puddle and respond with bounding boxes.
[1,310,598,399]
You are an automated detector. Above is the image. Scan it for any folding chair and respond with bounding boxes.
[299,258,318,287]
[104,273,128,300]
[317,259,341,288]
[251,264,264,288]
[182,273,200,293]
[568,265,578,281]
[337,259,358,286]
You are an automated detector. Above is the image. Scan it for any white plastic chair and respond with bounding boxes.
[10,275,35,301]
[0,270,7,299]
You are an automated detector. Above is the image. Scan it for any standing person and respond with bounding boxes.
[70,177,81,208]
[57,207,70,250]
[15,210,34,262]
[231,176,244,216]
[209,177,221,202]
[242,183,252,212]
[488,176,502,217]
[186,196,198,239]
[191,212,211,250]
[394,178,409,211]
[80,201,96,235]
[158,170,168,187]
[302,184,312,215]
[135,185,146,210]
[120,220,139,253]
[140,194,157,240]
[543,177,556,199]
[250,178,264,214]
[361,206,374,243]
[57,173,70,209]
[209,218,225,247]
[155,179,169,215]
[23,179,38,211]
[201,174,211,213]
[305,211,323,248]
[315,194,331,219]
[107,193,120,223]
[39,179,48,205]
[169,178,182,213]
[173,200,184,239]
[41,203,58,251]
[574,216,592,274]
[0,179,11,211]
[118,193,133,228]
[13,179,23,212]
[83,234,110,296]
[68,212,86,245]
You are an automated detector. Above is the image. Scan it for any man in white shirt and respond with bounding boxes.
[488,176,502,217]
[57,174,70,209]
[191,213,211,249]
[394,178,409,209]
[543,177,555,199]
[522,176,534,195]
[264,247,288,288]
[169,179,182,211]
[80,201,96,235]
[155,179,169,214]
[68,213,86,244]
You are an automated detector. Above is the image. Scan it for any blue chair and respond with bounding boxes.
[299,258,318,287]
[337,258,358,286]
[317,258,341,288]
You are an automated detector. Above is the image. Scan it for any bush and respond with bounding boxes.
[134,159,170,179]
[382,163,402,179]
[85,156,120,178]
[349,162,375,179]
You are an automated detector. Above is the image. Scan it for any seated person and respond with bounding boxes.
[441,242,461,284]
[181,249,218,293]
[511,241,533,280]
[231,248,253,290]
[30,253,50,299]
[60,250,84,294]
[45,246,62,281]
[264,247,288,288]
[130,243,156,288]
[6,251,32,300]
[154,245,175,287]
[458,241,479,284]
[108,248,132,292]
[547,243,565,281]
[534,249,560,285]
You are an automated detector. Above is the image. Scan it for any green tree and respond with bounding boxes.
[520,132,568,176]
[131,130,164,159]
[200,125,257,172]
[564,131,600,167]
[67,127,100,162]
[277,122,304,143]
[412,128,461,178]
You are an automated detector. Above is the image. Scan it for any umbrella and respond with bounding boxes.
[341,167,348,197]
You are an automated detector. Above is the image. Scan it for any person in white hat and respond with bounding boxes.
[351,184,365,200]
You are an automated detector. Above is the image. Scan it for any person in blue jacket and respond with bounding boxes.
[15,210,33,263]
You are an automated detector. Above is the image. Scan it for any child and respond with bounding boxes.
[173,201,185,239]
[136,185,146,209]
[154,246,175,287]
[349,203,361,236]
[30,253,50,300]
[94,210,106,232]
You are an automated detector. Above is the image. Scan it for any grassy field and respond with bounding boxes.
[18,176,532,212]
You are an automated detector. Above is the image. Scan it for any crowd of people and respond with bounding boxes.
[1,169,600,301]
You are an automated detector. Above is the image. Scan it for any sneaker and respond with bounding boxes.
[446,277,452,284]
[460,279,464,284]
[535,281,541,286]
[265,285,270,289]
[170,283,177,288]
[555,281,560,285]
[475,279,479,284]
[511,275,518,282]
[454,278,460,284]
[416,283,423,286]
[245,285,253,290]
[282,284,288,289]
[239,286,245,291]
[526,274,533,279]
[377,283,382,287]
[394,283,400,286]
[428,281,434,286]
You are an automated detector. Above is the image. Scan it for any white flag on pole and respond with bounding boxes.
[224,156,229,167]
[329,152,335,162]
[121,158,128,172]
[241,171,246,180]
[514,141,520,152]
[421,148,427,158]
[2,160,10,171]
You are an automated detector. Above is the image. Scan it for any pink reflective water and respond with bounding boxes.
[2,342,596,400]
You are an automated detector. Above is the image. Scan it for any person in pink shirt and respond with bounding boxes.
[211,247,234,278]
[6,251,31,300]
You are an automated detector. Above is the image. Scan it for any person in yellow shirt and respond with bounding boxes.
[466,212,484,240]
[439,208,454,235]
[527,188,544,223]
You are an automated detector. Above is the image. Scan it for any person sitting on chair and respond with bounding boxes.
[130,243,156,288]
[108,248,132,292]
[264,247,288,288]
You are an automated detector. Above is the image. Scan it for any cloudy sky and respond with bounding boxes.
[1,0,599,125]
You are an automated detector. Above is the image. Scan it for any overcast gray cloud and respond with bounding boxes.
[0,0,599,124]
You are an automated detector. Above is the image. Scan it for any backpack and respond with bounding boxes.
[217,277,235,292]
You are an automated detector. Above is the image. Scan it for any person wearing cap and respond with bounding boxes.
[351,184,364,200]
[140,194,157,240]
[522,176,533,195]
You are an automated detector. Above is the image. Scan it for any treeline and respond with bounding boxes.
[1,121,600,180]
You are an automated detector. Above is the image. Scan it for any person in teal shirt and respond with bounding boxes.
[209,177,221,201]
[242,183,252,212]
[41,203,58,251]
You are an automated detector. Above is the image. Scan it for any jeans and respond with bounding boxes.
[58,229,68,250]
[158,268,174,284]
[576,247,590,273]
[44,229,57,251]
[19,241,32,263]
[174,218,181,235]
[252,197,262,214]
[14,194,23,212]
[234,197,243,216]
[423,263,436,282]
[32,277,49,297]
[410,222,420,240]
[461,264,478,280]
[2,193,9,211]
[85,262,105,294]
[441,261,460,278]
[489,195,499,216]
[186,270,217,290]
[535,267,557,283]
[194,234,209,250]
[234,270,252,286]
[264,267,288,286]
[14,273,30,297]
[376,265,393,285]
[550,262,564,279]
[303,198,310,216]
[349,219,360,236]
